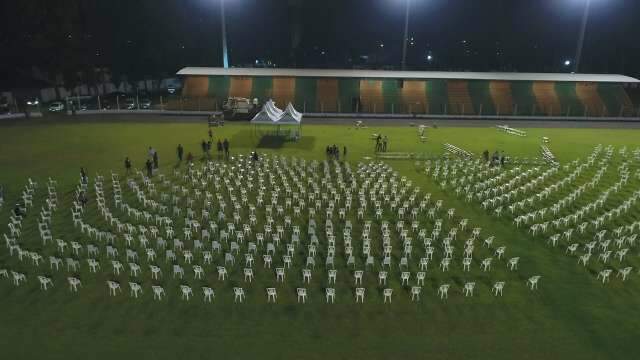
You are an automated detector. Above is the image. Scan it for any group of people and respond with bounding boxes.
[251,150,260,162]
[80,167,88,184]
[77,167,89,208]
[201,135,230,161]
[326,144,346,160]
[177,143,195,163]
[144,147,159,177]
[122,148,159,178]
[123,130,234,178]
[375,134,389,152]
[2,184,25,218]
[483,149,507,166]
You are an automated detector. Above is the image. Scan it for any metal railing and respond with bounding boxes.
[45,94,640,119]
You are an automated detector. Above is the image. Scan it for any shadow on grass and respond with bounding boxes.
[230,130,316,150]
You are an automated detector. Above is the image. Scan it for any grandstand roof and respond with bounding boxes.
[177,67,639,83]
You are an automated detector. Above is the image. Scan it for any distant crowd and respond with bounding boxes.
[118,128,233,181]
[483,149,507,166]
[326,144,347,160]
[375,134,388,152]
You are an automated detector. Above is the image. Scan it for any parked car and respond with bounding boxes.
[100,99,112,110]
[26,97,40,106]
[66,100,88,111]
[0,96,9,114]
[74,101,88,111]
[223,97,260,120]
[48,101,65,112]
[103,92,128,108]
[139,98,152,109]
[125,98,136,110]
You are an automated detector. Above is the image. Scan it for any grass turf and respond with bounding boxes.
[1,119,640,360]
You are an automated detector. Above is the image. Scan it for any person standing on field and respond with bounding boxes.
[124,157,132,174]
[80,167,88,184]
[177,144,184,162]
[217,139,223,160]
[145,159,153,177]
[223,138,230,160]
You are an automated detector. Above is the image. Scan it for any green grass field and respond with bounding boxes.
[1,119,640,360]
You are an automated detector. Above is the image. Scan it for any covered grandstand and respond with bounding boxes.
[176,67,640,118]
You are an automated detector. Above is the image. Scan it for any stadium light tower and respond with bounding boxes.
[574,0,591,73]
[220,0,229,68]
[400,0,412,70]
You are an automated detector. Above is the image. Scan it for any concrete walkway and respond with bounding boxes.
[2,113,640,129]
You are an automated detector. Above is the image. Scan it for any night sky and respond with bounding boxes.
[1,0,639,86]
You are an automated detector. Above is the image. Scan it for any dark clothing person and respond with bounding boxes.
[14,204,24,218]
[343,146,347,158]
[201,140,207,155]
[252,151,259,162]
[382,137,388,152]
[177,144,184,161]
[125,157,132,174]
[492,151,499,166]
[146,159,153,177]
[153,151,159,169]
[79,191,88,207]
[217,140,223,159]
[80,167,87,184]
[483,150,489,163]
[187,152,194,164]
[208,129,213,139]
[223,139,230,160]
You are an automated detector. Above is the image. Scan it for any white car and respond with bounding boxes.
[125,98,136,110]
[48,101,65,112]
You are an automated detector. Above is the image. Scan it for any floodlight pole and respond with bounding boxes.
[401,0,411,70]
[221,0,230,68]
[575,0,591,73]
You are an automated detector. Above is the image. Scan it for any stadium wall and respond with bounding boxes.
[180,75,639,117]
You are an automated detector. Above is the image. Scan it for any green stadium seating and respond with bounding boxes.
[510,81,540,116]
[468,80,495,115]
[427,79,447,115]
[555,82,584,116]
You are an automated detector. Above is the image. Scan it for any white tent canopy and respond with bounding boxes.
[278,103,302,124]
[250,100,283,124]
[250,100,303,139]
[250,100,303,125]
